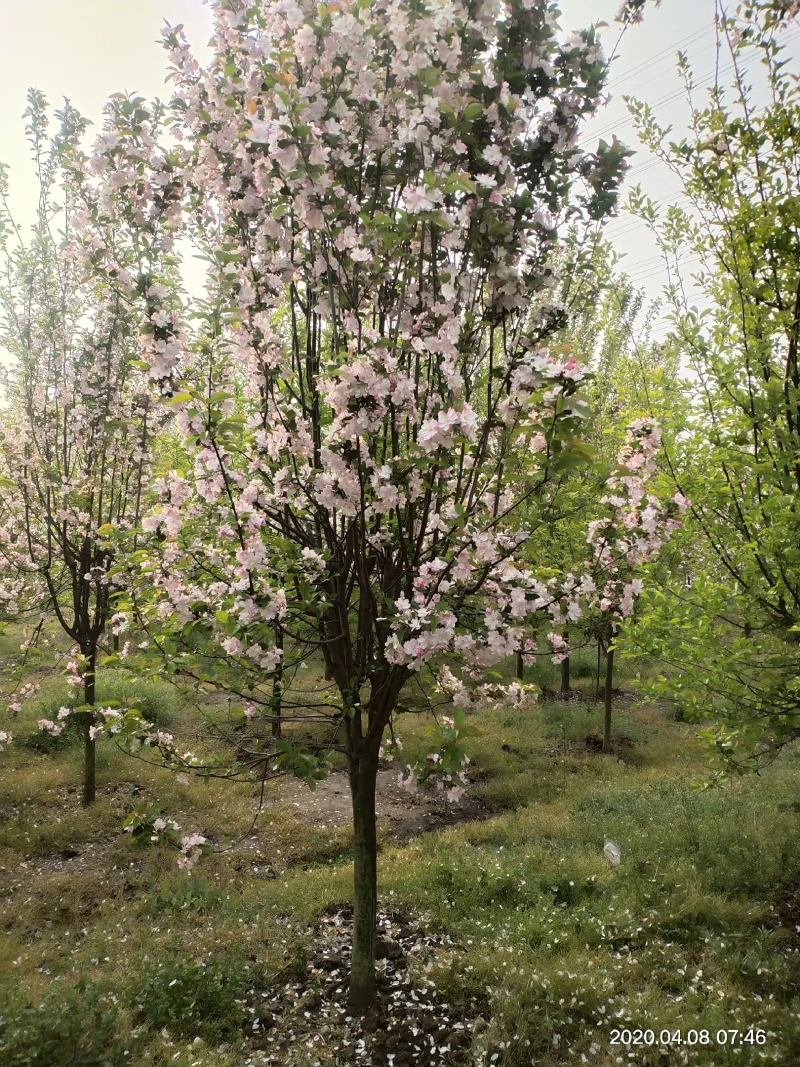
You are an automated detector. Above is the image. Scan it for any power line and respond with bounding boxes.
[604,190,691,237]
[617,251,665,271]
[611,36,721,100]
[607,26,712,90]
[617,249,699,274]
[623,256,704,284]
[588,29,800,143]
[627,156,667,177]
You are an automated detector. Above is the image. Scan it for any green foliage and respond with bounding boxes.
[130,949,256,1041]
[0,978,129,1067]
[630,575,800,764]
[622,2,800,770]
[569,652,597,680]
[95,673,178,728]
[15,673,177,754]
[122,804,182,851]
[407,704,473,792]
[149,876,222,915]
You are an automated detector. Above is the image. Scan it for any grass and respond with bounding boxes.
[1,641,799,1066]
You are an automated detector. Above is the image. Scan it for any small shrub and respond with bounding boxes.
[131,949,255,1040]
[16,702,83,753]
[672,702,691,723]
[96,673,177,728]
[0,977,128,1067]
[149,876,222,914]
[16,673,177,753]
[570,652,597,680]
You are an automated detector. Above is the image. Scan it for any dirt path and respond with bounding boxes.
[0,768,494,892]
[273,767,494,839]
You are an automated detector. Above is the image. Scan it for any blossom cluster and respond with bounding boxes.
[580,417,688,626]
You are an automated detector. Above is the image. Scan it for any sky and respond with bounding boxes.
[0,0,797,333]
[0,1,214,224]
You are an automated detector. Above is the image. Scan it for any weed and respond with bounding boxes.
[0,977,130,1067]
[148,875,222,914]
[130,948,258,1042]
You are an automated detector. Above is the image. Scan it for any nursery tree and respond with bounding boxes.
[0,93,154,805]
[76,0,641,1007]
[622,0,800,770]
[519,241,680,697]
[578,419,687,751]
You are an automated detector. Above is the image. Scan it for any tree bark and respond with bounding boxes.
[271,625,284,739]
[602,629,615,755]
[82,647,97,806]
[560,654,570,694]
[348,750,379,1009]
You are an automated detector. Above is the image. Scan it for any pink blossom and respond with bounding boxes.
[38,719,65,736]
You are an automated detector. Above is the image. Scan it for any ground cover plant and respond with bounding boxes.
[1,642,799,1065]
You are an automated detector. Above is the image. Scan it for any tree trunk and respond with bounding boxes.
[602,631,615,755]
[560,655,570,695]
[515,651,524,682]
[348,750,379,1010]
[82,647,97,806]
[595,638,602,699]
[271,625,284,739]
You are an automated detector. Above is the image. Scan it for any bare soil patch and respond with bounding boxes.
[249,903,479,1065]
[1,770,496,895]
[583,733,635,754]
[273,768,495,840]
[539,687,587,703]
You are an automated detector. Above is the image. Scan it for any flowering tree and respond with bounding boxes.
[0,93,154,805]
[518,243,681,696]
[614,0,662,24]
[564,418,688,751]
[70,0,642,1007]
